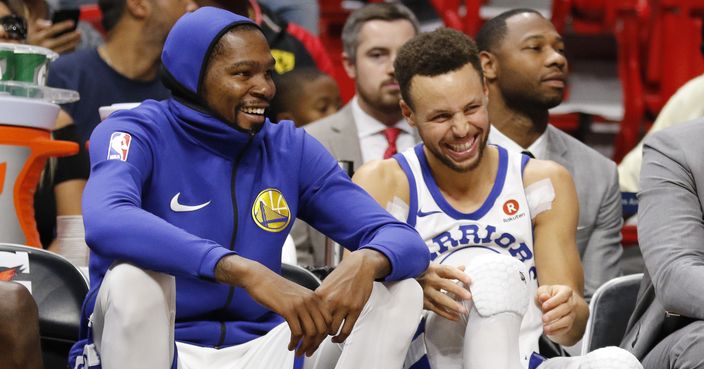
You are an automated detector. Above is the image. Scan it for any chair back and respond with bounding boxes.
[581,273,643,354]
[281,263,321,290]
[0,243,89,368]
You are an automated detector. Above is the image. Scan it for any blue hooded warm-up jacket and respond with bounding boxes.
[69,7,429,368]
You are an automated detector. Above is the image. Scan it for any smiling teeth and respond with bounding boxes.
[240,107,265,115]
[449,137,475,152]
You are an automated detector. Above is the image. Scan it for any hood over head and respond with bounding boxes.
[161,7,261,109]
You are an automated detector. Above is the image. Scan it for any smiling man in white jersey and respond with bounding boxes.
[353,28,591,368]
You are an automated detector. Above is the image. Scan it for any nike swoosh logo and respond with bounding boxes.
[417,209,442,217]
[170,193,211,212]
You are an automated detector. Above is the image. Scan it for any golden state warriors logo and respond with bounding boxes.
[252,188,291,232]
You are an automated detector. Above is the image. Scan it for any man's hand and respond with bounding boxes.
[215,255,331,357]
[28,19,81,54]
[418,264,471,321]
[536,284,578,339]
[315,249,389,344]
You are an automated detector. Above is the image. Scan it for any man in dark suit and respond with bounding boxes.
[621,120,704,368]
[293,2,420,266]
[477,9,623,300]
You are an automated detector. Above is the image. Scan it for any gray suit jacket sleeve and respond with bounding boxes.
[546,126,623,299]
[581,162,623,299]
[638,121,704,319]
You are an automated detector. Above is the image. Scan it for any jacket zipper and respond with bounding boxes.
[216,132,255,348]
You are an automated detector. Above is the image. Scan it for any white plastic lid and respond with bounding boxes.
[0,43,58,60]
[0,80,79,103]
[0,95,59,130]
[98,102,141,120]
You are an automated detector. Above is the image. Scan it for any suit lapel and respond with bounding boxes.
[329,105,364,171]
[544,125,573,173]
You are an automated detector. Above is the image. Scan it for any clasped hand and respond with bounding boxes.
[242,251,381,357]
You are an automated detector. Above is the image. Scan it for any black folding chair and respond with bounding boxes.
[0,243,89,369]
[281,263,322,290]
[581,273,643,354]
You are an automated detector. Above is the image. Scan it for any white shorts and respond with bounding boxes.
[176,323,295,369]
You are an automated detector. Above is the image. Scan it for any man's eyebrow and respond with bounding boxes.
[426,107,451,117]
[227,57,276,69]
[521,34,564,43]
[365,47,389,54]
[425,96,483,117]
[229,60,259,68]
[464,95,483,107]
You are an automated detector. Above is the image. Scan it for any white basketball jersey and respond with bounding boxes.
[396,144,543,366]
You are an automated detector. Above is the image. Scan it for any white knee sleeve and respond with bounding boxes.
[581,347,643,369]
[539,346,644,369]
[466,253,529,317]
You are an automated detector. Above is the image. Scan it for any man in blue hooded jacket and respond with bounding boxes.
[69,7,429,369]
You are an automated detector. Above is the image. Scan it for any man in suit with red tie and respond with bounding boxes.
[292,2,420,267]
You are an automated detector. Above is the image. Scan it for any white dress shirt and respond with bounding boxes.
[350,97,415,163]
[488,125,549,159]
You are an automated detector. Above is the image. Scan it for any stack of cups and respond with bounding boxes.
[98,103,140,121]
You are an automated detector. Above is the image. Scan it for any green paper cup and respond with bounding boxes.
[0,43,58,86]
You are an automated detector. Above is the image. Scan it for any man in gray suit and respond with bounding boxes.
[477,9,623,299]
[621,120,704,368]
[293,3,420,266]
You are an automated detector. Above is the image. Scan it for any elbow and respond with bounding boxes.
[651,266,688,314]
[83,216,106,251]
[82,207,116,253]
[657,279,686,314]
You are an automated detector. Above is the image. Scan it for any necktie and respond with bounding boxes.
[383,127,402,159]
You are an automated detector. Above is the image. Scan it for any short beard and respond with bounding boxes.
[502,87,563,113]
[230,104,264,133]
[426,131,488,173]
[357,87,402,116]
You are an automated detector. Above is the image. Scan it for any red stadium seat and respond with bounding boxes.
[552,0,703,161]
[427,0,486,36]
[79,4,105,36]
[642,0,704,118]
[318,0,354,102]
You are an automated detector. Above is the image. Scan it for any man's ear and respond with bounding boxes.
[342,52,357,80]
[400,99,416,128]
[480,50,498,81]
[125,0,150,20]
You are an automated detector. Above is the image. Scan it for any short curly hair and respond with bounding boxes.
[394,28,483,109]
[476,8,543,53]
